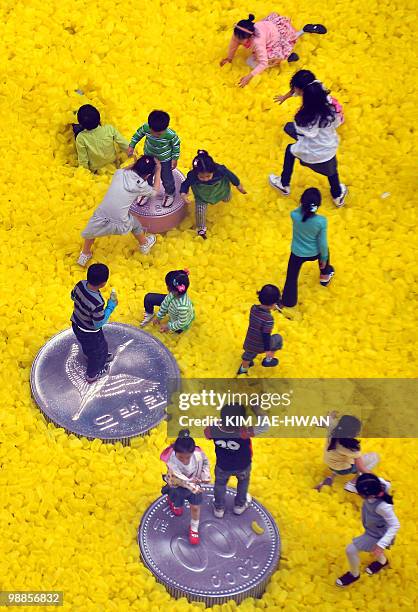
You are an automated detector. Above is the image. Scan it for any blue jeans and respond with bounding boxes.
[161,160,175,195]
[71,322,108,378]
[213,464,251,509]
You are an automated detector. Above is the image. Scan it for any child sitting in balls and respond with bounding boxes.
[180,149,247,239]
[127,110,180,208]
[336,473,400,587]
[204,403,267,518]
[73,104,130,172]
[140,269,195,333]
[160,429,211,545]
[77,156,159,267]
[71,263,117,383]
[237,284,283,376]
[315,413,379,492]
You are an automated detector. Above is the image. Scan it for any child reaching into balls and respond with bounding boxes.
[314,413,379,492]
[161,429,211,545]
[237,284,283,376]
[77,156,159,266]
[180,150,247,239]
[140,269,195,333]
[336,473,400,587]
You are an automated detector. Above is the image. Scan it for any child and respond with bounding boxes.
[336,473,400,587]
[73,104,129,172]
[140,269,195,333]
[204,403,267,518]
[281,188,334,309]
[273,69,344,124]
[70,263,117,383]
[220,14,326,88]
[160,429,211,545]
[315,414,379,492]
[237,284,283,375]
[77,156,158,267]
[127,110,180,208]
[269,71,347,207]
[180,150,247,239]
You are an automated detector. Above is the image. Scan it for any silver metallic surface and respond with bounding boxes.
[138,485,280,606]
[31,323,180,443]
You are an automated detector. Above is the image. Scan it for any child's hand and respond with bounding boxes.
[237,184,247,194]
[152,318,160,326]
[220,57,232,67]
[127,146,135,157]
[319,260,327,269]
[171,159,178,169]
[273,94,287,104]
[181,195,192,205]
[159,323,169,333]
[372,545,385,557]
[239,74,253,88]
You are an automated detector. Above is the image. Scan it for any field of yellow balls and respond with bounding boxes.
[1,0,417,610]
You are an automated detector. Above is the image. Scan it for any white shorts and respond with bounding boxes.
[81,212,143,239]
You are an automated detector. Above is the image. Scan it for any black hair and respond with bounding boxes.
[220,403,246,429]
[148,110,170,132]
[327,415,362,452]
[192,150,217,174]
[294,81,336,128]
[290,70,316,91]
[234,14,256,39]
[131,155,156,178]
[77,104,100,130]
[356,473,394,505]
[173,429,196,453]
[165,269,190,294]
[301,187,322,222]
[87,263,109,286]
[257,284,281,306]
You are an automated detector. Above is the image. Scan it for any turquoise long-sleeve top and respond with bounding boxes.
[290,207,329,262]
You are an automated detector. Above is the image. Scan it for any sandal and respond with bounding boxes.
[366,560,389,575]
[336,572,360,587]
[303,24,327,34]
[162,194,175,208]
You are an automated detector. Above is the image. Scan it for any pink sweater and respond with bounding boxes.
[227,16,297,76]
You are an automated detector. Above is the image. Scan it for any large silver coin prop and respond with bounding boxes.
[135,168,187,234]
[138,485,280,606]
[30,323,180,444]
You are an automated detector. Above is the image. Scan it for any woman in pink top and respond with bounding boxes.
[220,13,327,88]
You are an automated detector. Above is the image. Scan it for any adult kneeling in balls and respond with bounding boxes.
[220,13,327,88]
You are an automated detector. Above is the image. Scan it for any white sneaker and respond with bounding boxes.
[269,174,290,195]
[333,184,348,207]
[140,312,154,327]
[344,480,358,493]
[162,194,175,208]
[139,234,156,254]
[77,252,92,267]
[233,493,252,515]
[213,505,225,519]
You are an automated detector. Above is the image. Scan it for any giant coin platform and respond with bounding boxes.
[30,323,180,444]
[138,485,280,606]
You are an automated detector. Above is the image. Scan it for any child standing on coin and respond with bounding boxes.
[160,429,211,545]
[204,403,267,518]
[70,263,118,383]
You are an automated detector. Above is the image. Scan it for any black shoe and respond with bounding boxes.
[336,572,360,587]
[303,24,327,34]
[287,53,299,63]
[261,357,279,367]
[85,363,109,384]
[320,270,335,287]
[105,353,114,364]
[197,230,207,240]
[237,365,249,376]
[365,560,389,575]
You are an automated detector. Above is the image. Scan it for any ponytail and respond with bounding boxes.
[173,429,196,453]
[192,149,216,174]
[234,14,256,39]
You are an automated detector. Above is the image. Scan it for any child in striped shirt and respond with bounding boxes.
[140,270,195,333]
[237,284,283,375]
[127,110,180,208]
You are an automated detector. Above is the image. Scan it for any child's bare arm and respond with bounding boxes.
[274,89,294,104]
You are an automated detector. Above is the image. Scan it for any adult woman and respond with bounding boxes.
[269,71,348,207]
[281,188,334,308]
[220,14,326,87]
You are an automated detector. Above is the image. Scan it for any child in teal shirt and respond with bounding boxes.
[282,187,334,307]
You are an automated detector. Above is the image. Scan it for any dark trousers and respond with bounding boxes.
[72,323,108,378]
[282,252,334,307]
[161,160,175,195]
[144,293,166,314]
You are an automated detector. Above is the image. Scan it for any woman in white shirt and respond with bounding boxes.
[269,71,348,207]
